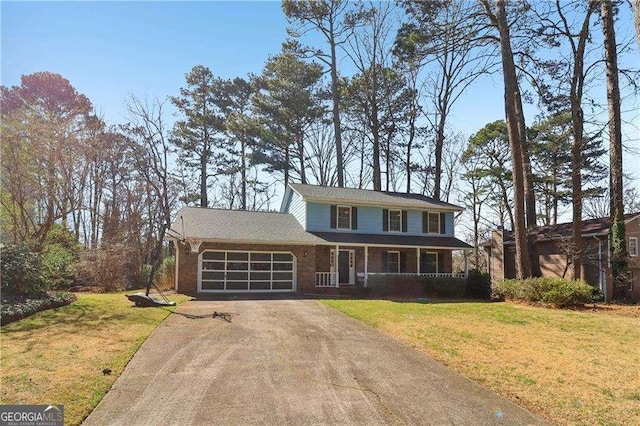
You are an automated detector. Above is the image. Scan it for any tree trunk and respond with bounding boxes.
[298,132,306,184]
[240,135,247,210]
[602,0,628,300]
[634,0,640,51]
[330,37,344,188]
[372,105,382,191]
[433,115,446,200]
[200,148,208,208]
[568,3,596,281]
[492,0,531,279]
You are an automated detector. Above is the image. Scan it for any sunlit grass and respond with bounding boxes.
[322,299,640,425]
[1,292,188,425]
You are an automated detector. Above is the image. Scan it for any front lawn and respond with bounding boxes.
[322,299,640,425]
[1,292,187,425]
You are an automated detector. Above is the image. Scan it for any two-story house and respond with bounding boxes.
[484,212,640,302]
[170,183,471,295]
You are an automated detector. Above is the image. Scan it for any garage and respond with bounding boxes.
[199,250,296,292]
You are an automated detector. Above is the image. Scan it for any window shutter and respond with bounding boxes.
[400,252,407,273]
[352,207,358,230]
[330,205,337,229]
[382,209,389,231]
[382,251,388,272]
[440,213,446,234]
[438,253,445,273]
[422,212,428,233]
[402,210,408,232]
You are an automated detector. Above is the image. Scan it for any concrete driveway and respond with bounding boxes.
[84,299,543,425]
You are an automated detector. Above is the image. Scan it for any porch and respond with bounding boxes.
[314,245,469,288]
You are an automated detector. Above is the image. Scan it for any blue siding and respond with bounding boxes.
[283,189,306,229]
[305,201,454,237]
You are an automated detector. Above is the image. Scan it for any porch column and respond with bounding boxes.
[364,246,369,287]
[416,248,421,274]
[335,244,340,288]
[464,250,469,278]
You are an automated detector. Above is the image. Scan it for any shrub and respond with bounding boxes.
[494,277,595,308]
[154,256,175,291]
[466,269,492,299]
[40,224,81,289]
[75,243,133,292]
[1,291,76,325]
[367,275,466,299]
[0,243,47,297]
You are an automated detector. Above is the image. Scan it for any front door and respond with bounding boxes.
[331,249,355,285]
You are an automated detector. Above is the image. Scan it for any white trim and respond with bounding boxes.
[388,209,402,233]
[198,249,297,293]
[336,205,352,230]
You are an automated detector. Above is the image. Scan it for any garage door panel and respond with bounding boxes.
[201,280,224,290]
[250,281,271,290]
[272,281,294,290]
[226,281,249,291]
[199,250,295,292]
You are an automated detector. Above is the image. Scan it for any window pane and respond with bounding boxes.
[227,252,248,261]
[337,206,351,229]
[202,261,225,271]
[227,262,248,271]
[226,281,249,290]
[250,281,271,290]
[227,271,248,281]
[250,271,271,280]
[387,252,399,273]
[250,253,271,261]
[389,210,401,232]
[428,213,440,234]
[273,253,293,262]
[273,262,293,271]
[202,271,224,281]
[251,262,271,271]
[201,280,224,290]
[273,271,293,281]
[202,251,224,260]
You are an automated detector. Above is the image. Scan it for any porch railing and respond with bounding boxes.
[366,272,467,279]
[315,272,337,287]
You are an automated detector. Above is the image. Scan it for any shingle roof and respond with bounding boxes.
[490,212,640,244]
[170,206,471,249]
[289,183,463,211]
[309,232,472,249]
[170,207,324,244]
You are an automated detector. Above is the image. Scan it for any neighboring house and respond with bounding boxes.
[169,183,472,295]
[484,213,640,302]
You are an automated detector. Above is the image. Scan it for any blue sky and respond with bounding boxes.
[2,1,639,199]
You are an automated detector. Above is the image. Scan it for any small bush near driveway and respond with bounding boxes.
[495,277,595,308]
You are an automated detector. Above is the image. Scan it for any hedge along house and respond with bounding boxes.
[169,183,472,295]
[483,212,640,302]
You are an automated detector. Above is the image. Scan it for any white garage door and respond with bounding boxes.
[199,250,296,292]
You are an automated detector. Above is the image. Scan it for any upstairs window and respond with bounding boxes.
[389,210,402,232]
[337,206,352,229]
[630,237,638,257]
[428,213,440,234]
[330,205,357,230]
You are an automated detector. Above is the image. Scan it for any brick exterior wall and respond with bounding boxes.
[487,219,640,302]
[175,241,316,295]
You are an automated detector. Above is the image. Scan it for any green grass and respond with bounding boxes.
[322,299,640,425]
[1,292,188,425]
